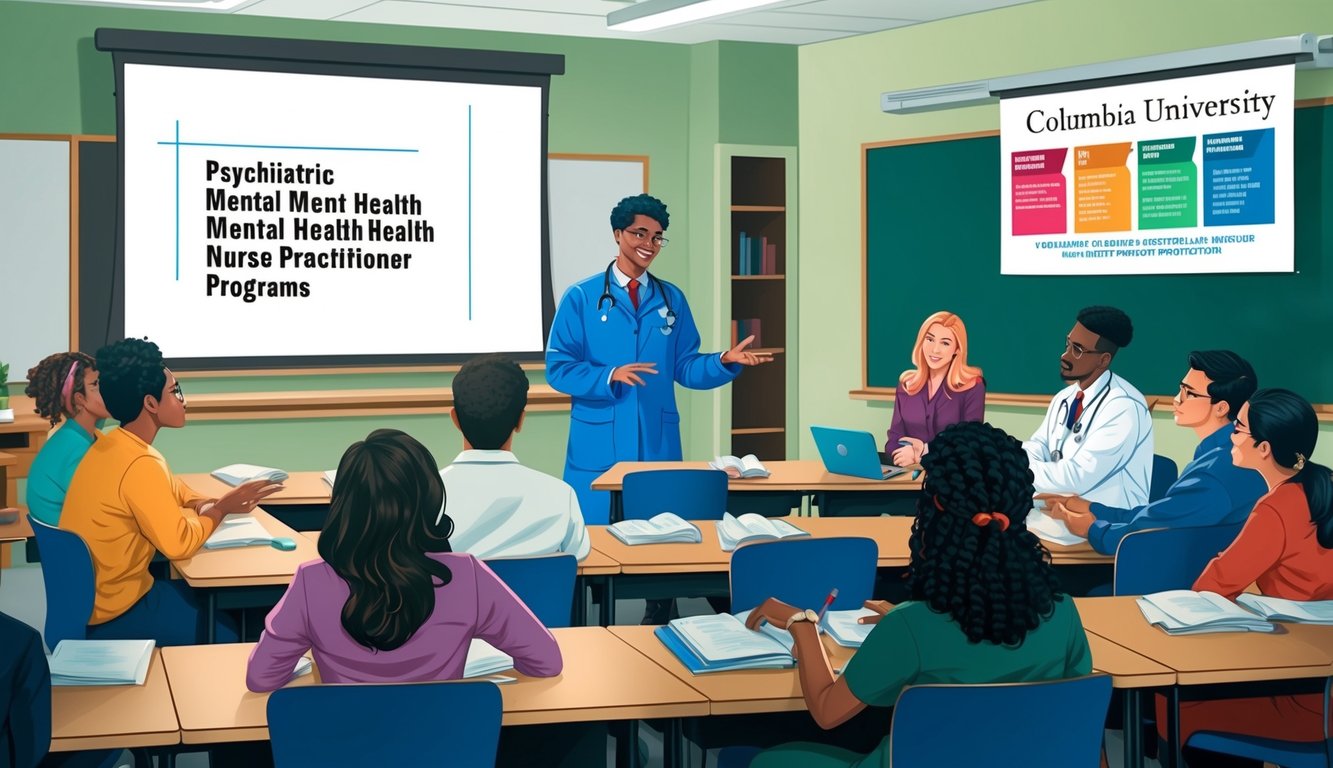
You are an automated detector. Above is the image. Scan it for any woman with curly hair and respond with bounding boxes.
[22,351,110,524]
[745,421,1092,767]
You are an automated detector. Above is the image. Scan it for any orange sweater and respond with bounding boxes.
[61,428,215,624]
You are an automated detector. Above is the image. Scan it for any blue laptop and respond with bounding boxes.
[810,425,908,481]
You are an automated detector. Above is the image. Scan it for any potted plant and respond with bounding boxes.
[0,360,11,422]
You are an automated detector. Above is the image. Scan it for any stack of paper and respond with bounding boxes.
[204,514,278,550]
[1236,594,1333,625]
[656,614,794,674]
[1137,590,1276,635]
[463,638,514,678]
[211,463,289,486]
[608,513,702,545]
[1025,507,1086,546]
[49,639,155,686]
[717,513,809,552]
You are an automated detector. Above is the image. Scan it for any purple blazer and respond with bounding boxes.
[246,552,561,692]
[885,379,986,452]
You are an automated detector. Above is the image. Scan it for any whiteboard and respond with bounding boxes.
[0,138,70,379]
[548,156,647,305]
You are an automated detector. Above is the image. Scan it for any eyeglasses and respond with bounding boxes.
[1232,420,1251,437]
[169,381,186,403]
[1176,384,1208,401]
[1063,339,1092,359]
[622,228,669,248]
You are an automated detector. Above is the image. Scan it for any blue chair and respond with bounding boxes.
[1113,523,1244,596]
[1150,454,1179,503]
[622,468,729,520]
[1187,676,1332,768]
[484,554,577,628]
[890,676,1112,766]
[730,536,878,612]
[28,516,96,646]
[268,681,503,767]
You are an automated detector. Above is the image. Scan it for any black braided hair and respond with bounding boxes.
[907,421,1063,646]
[24,352,95,426]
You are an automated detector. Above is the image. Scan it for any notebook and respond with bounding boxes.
[810,425,908,481]
[1137,590,1277,635]
[210,463,289,486]
[608,513,703,545]
[1236,594,1333,625]
[716,512,809,552]
[657,614,794,674]
[820,608,880,648]
[709,454,770,479]
[204,514,280,550]
[463,638,515,678]
[49,639,155,686]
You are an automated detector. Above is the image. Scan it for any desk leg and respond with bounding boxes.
[663,718,684,768]
[601,576,616,627]
[573,576,587,626]
[207,592,217,644]
[610,491,623,524]
[1165,687,1182,768]
[1122,689,1142,768]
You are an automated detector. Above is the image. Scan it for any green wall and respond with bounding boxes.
[796,0,1333,471]
[0,2,798,482]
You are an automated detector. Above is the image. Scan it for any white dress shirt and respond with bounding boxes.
[439,450,591,561]
[1023,369,1154,509]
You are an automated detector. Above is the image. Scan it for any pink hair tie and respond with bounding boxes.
[61,360,81,415]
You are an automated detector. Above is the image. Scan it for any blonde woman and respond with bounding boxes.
[885,311,985,467]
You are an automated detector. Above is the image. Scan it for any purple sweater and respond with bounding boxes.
[885,380,986,452]
[246,552,561,692]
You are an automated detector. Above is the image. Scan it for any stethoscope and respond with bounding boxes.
[1050,374,1115,461]
[596,262,676,335]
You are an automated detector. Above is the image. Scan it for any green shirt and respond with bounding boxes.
[752,597,1092,768]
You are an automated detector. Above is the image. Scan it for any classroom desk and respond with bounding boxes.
[49,649,180,752]
[592,461,924,522]
[172,507,321,642]
[178,471,333,531]
[160,628,709,767]
[0,450,16,569]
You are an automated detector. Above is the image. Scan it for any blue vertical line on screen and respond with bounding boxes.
[468,103,474,321]
[175,120,180,281]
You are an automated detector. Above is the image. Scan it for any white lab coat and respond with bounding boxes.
[1023,369,1154,509]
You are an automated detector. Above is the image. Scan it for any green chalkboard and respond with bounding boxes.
[865,105,1333,401]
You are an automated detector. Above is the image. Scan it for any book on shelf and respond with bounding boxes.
[709,455,770,479]
[1137,590,1277,635]
[656,613,795,674]
[204,514,281,550]
[210,463,289,486]
[49,639,154,686]
[1236,593,1333,625]
[763,242,776,276]
[733,318,763,348]
[322,470,336,487]
[717,512,808,552]
[738,231,750,275]
[608,513,702,545]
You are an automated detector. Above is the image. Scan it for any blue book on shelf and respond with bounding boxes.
[738,232,749,275]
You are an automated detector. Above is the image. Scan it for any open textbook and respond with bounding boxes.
[608,513,702,545]
[1025,506,1086,546]
[717,513,809,552]
[730,607,879,650]
[1137,590,1276,635]
[464,638,515,679]
[709,454,770,479]
[322,470,336,487]
[204,514,281,550]
[1236,594,1333,625]
[210,463,289,486]
[49,639,154,686]
[657,613,794,674]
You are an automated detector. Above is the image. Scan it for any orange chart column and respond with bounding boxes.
[1073,142,1132,233]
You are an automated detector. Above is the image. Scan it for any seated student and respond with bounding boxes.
[61,338,279,646]
[884,310,985,466]
[1160,388,1333,759]
[745,421,1092,767]
[247,430,598,768]
[22,352,110,525]
[441,354,590,560]
[1024,306,1153,509]
[1041,350,1266,555]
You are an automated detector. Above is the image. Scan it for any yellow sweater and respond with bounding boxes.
[62,428,215,624]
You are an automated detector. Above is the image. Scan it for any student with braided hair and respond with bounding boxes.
[744,421,1091,768]
[19,352,110,525]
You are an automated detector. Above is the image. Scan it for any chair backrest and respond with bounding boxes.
[730,537,877,612]
[484,554,577,628]
[268,680,502,767]
[1113,523,1245,596]
[1150,454,1179,503]
[890,675,1112,768]
[622,469,729,521]
[28,516,96,646]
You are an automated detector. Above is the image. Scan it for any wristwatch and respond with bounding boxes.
[784,609,820,630]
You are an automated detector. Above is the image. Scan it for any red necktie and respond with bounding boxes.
[628,279,641,311]
[1070,390,1085,427]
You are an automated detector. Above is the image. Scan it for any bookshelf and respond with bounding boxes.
[727,152,794,460]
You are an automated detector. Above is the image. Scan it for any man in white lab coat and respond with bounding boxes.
[1024,306,1153,518]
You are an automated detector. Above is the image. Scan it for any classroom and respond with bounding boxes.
[2,0,1332,766]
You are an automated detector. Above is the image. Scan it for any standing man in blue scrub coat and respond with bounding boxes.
[546,193,772,525]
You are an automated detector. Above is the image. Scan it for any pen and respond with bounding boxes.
[815,587,839,623]
[911,469,922,480]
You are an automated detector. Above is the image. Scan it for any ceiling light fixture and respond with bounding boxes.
[607,0,788,33]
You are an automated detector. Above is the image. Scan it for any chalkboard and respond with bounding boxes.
[865,104,1332,401]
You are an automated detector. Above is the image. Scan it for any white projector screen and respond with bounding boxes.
[98,29,562,369]
[1000,63,1293,275]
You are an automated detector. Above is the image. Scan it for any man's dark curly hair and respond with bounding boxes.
[95,338,167,425]
[908,421,1063,646]
[610,193,670,231]
[25,352,96,426]
[452,354,529,450]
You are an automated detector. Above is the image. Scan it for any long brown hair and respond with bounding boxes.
[319,429,454,651]
[899,311,983,397]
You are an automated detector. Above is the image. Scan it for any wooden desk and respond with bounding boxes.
[161,628,709,760]
[178,471,332,506]
[0,512,34,544]
[50,650,180,752]
[298,529,620,578]
[0,448,26,568]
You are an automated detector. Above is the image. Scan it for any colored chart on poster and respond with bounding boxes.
[999,64,1293,275]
